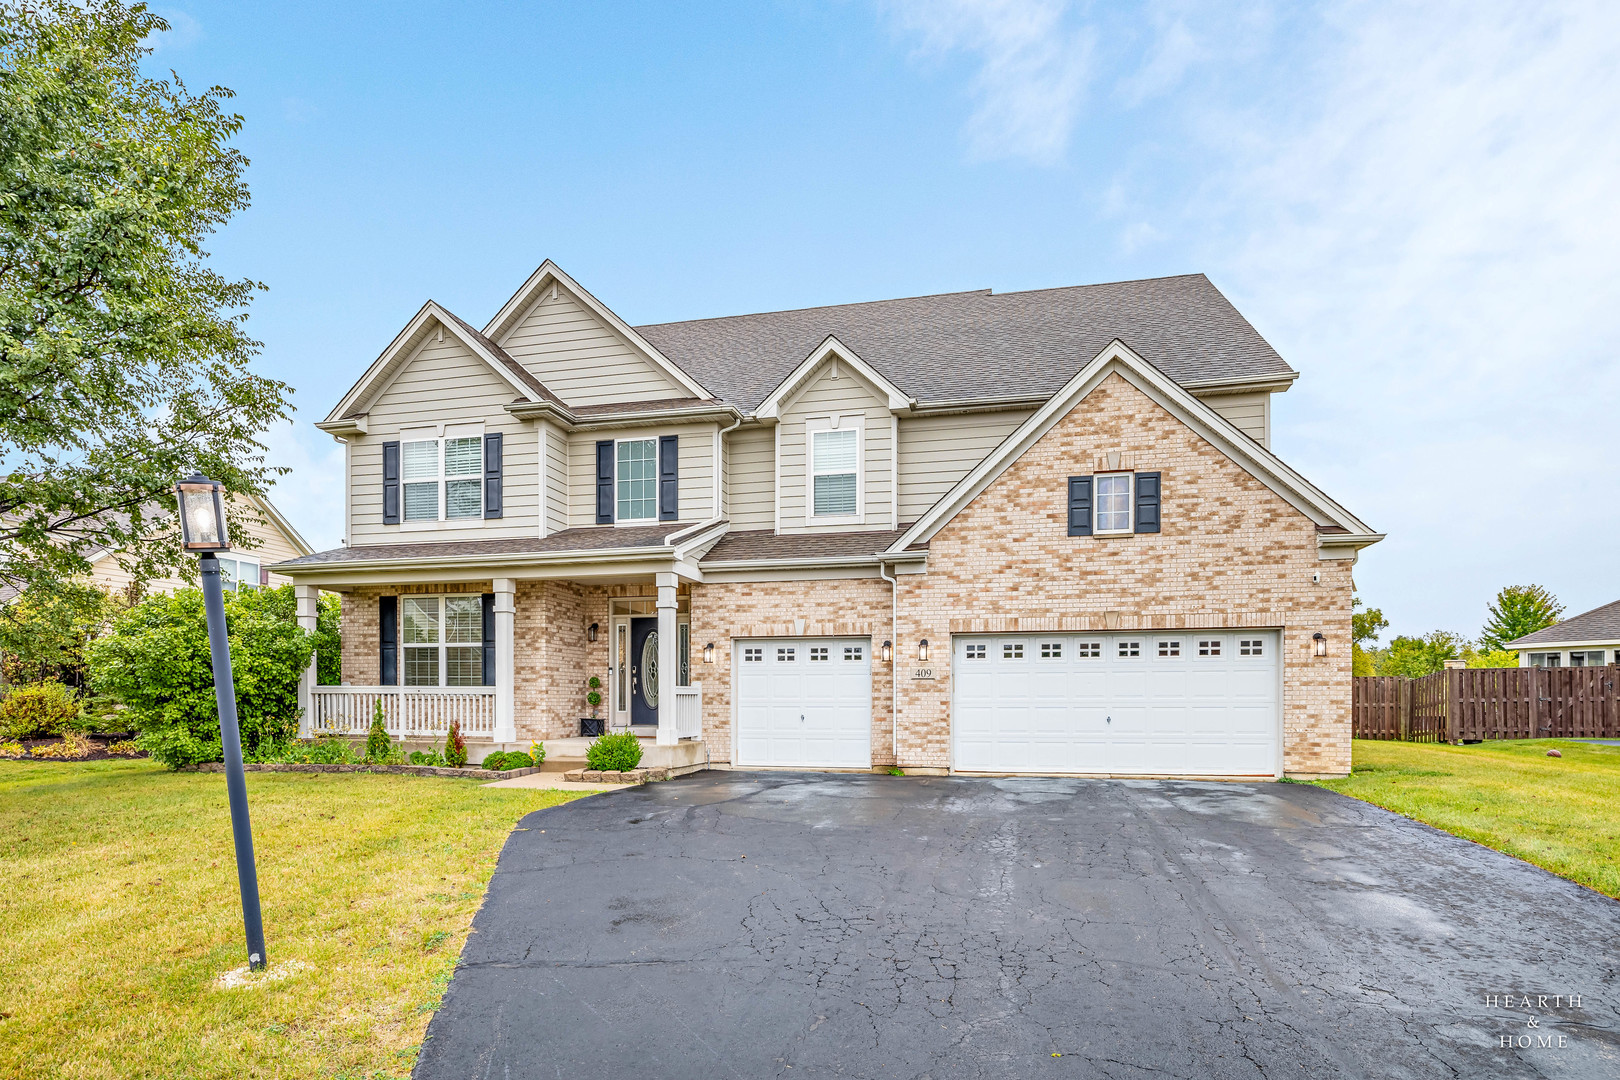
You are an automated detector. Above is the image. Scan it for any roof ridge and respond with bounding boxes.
[633,288,996,331]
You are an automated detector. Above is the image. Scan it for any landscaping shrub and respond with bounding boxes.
[249,736,360,765]
[529,740,545,767]
[0,581,124,689]
[365,700,393,763]
[30,731,94,759]
[86,586,317,768]
[409,750,447,767]
[479,751,532,771]
[104,740,142,757]
[0,681,82,740]
[0,741,24,759]
[444,721,467,768]
[586,731,642,772]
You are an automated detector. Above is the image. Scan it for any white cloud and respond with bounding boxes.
[145,8,202,53]
[883,0,1095,163]
[260,420,346,554]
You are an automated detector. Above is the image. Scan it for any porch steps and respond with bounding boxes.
[533,736,710,776]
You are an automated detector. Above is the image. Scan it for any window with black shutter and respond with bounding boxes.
[379,595,398,685]
[481,593,496,685]
[1134,471,1161,534]
[658,434,679,520]
[382,441,400,525]
[483,433,503,519]
[595,440,615,524]
[1067,476,1092,536]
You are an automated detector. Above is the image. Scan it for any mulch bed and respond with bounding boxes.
[7,736,148,762]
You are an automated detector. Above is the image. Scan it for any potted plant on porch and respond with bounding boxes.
[580,676,604,738]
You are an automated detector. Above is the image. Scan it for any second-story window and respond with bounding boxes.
[617,438,657,521]
[811,425,859,517]
[402,434,483,522]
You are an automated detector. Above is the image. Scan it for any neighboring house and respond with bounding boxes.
[273,262,1381,779]
[1508,599,1620,668]
[87,495,314,597]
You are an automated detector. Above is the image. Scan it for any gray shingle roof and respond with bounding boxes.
[271,525,673,568]
[701,528,920,563]
[635,274,1292,412]
[1508,599,1620,647]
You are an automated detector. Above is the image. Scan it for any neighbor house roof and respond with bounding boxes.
[635,274,1294,412]
[1508,599,1620,648]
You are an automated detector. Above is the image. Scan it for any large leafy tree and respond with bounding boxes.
[1350,597,1387,677]
[1480,585,1564,652]
[1379,631,1469,678]
[0,1,290,592]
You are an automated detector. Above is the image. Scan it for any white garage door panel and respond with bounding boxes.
[953,632,1279,776]
[736,639,872,769]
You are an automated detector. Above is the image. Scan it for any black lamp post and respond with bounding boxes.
[176,474,267,972]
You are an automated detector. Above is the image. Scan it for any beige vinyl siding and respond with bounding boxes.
[1201,391,1269,446]
[896,409,1033,523]
[349,331,538,545]
[726,425,774,529]
[86,499,306,596]
[777,364,894,534]
[496,287,683,406]
[565,427,715,528]
[541,421,570,536]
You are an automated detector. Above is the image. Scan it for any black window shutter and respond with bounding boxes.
[595,440,615,524]
[381,441,401,525]
[1134,471,1161,534]
[483,433,503,518]
[481,593,496,686]
[1067,476,1093,536]
[379,595,398,685]
[658,434,679,521]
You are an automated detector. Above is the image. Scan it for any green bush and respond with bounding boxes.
[0,680,82,740]
[365,700,393,763]
[248,736,360,765]
[586,730,642,772]
[87,587,317,769]
[529,740,545,767]
[409,749,447,767]
[480,750,533,771]
[443,721,467,768]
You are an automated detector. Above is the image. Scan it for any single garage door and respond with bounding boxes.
[735,638,872,768]
[953,631,1279,776]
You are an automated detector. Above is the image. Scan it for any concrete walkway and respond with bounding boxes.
[480,772,616,793]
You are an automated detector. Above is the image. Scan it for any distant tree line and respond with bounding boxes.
[1352,585,1564,677]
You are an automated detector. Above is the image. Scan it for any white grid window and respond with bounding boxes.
[616,439,657,521]
[1199,639,1222,657]
[1003,643,1024,659]
[1095,473,1132,533]
[402,595,483,687]
[1240,639,1264,656]
[777,647,795,662]
[1158,640,1181,657]
[403,435,483,522]
[1077,641,1101,657]
[965,643,986,660]
[1118,641,1141,658]
[810,646,830,662]
[744,647,763,662]
[1040,642,1062,658]
[217,558,260,592]
[811,427,859,517]
[844,646,864,660]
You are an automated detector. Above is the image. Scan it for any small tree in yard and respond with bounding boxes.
[443,720,467,768]
[1480,585,1564,653]
[365,699,392,763]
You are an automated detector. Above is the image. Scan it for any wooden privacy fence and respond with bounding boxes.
[1352,667,1620,742]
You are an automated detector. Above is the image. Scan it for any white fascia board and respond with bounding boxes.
[1508,638,1620,651]
[699,550,928,574]
[667,518,730,561]
[481,260,711,400]
[1182,371,1301,395]
[889,339,1378,553]
[269,545,678,577]
[753,336,913,420]
[252,494,315,556]
[325,301,539,423]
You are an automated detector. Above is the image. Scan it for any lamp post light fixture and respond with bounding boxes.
[881,641,892,663]
[1312,632,1328,658]
[918,638,930,662]
[175,474,267,973]
[703,642,715,664]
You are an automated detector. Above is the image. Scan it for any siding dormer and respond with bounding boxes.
[774,358,898,534]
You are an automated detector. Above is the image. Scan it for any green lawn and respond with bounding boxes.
[1318,739,1620,899]
[0,760,589,1079]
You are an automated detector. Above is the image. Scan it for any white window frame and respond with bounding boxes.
[216,556,260,592]
[1094,471,1133,535]
[400,593,486,688]
[805,415,864,523]
[615,436,659,523]
[399,423,486,531]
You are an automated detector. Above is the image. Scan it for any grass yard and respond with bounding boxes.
[0,760,589,1079]
[1318,738,1620,899]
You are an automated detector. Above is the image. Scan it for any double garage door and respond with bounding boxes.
[732,630,1279,776]
[954,631,1280,776]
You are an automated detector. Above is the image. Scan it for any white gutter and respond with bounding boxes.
[699,550,927,573]
[714,414,744,516]
[270,544,680,576]
[880,560,899,768]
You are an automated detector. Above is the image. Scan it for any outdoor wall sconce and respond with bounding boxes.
[918,638,930,662]
[1313,632,1327,658]
[703,642,715,664]
[588,622,598,643]
[881,640,893,663]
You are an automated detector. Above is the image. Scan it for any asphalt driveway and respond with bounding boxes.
[417,773,1620,1079]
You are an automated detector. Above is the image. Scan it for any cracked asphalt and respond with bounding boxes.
[415,772,1620,1079]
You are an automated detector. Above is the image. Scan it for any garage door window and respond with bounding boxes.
[1003,643,1024,659]
[744,647,763,662]
[1199,639,1222,657]
[1040,642,1062,658]
[1077,641,1101,657]
[844,645,864,660]
[810,647,829,661]
[1118,641,1141,657]
[1158,640,1181,657]
[964,643,986,659]
[1240,639,1264,656]
[777,647,795,661]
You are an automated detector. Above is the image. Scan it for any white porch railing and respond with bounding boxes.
[310,686,497,740]
[672,684,702,741]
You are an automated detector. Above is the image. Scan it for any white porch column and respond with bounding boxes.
[656,572,678,746]
[295,585,320,738]
[493,578,517,745]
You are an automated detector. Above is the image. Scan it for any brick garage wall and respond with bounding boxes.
[893,372,1353,778]
[688,578,895,766]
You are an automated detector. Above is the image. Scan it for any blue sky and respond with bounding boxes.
[148,1,1620,643]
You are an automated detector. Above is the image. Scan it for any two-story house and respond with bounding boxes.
[275,262,1380,779]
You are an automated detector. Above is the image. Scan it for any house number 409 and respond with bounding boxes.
[911,666,937,681]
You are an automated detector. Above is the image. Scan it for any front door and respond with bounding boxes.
[629,617,659,728]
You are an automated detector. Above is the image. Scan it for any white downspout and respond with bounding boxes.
[714,415,743,518]
[880,560,898,768]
